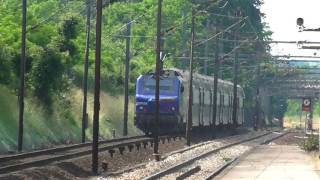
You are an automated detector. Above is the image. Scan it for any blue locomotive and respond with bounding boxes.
[134,68,245,134]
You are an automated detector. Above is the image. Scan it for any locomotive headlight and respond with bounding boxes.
[139,106,144,110]
[171,107,176,111]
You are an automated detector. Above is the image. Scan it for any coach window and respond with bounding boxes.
[231,95,233,107]
[199,87,202,106]
[202,88,205,106]
[180,83,184,93]
[221,94,224,107]
[192,85,196,105]
[210,90,213,107]
[237,97,240,108]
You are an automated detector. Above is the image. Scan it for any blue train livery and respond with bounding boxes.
[134,70,184,134]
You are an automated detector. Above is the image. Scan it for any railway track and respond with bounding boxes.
[0,135,183,175]
[143,131,288,180]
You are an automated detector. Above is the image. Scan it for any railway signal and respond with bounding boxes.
[302,98,311,112]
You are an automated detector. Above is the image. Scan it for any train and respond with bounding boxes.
[134,68,245,134]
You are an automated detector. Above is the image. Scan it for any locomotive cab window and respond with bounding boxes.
[142,78,176,95]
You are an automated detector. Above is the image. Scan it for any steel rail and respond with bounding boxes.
[204,158,237,180]
[0,135,183,174]
[105,131,253,177]
[161,133,247,160]
[176,166,201,180]
[0,135,146,162]
[143,132,279,180]
[204,131,290,180]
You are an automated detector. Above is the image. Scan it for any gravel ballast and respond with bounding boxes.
[98,131,273,180]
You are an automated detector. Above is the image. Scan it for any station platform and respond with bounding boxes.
[218,145,320,180]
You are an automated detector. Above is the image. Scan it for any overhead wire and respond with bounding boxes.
[100,0,232,66]
[28,2,87,32]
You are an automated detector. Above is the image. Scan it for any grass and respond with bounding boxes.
[284,115,320,129]
[0,85,141,152]
[74,89,142,140]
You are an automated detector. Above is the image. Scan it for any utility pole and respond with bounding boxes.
[153,0,162,161]
[310,100,313,134]
[204,19,209,75]
[92,0,102,174]
[254,44,261,131]
[18,0,27,152]
[159,31,165,71]
[186,9,195,146]
[269,96,273,129]
[123,21,131,136]
[232,13,240,129]
[82,0,92,143]
[212,25,220,131]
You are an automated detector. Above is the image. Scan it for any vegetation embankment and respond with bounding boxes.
[0,85,140,152]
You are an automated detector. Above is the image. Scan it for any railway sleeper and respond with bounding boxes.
[108,149,116,157]
[102,161,108,171]
[135,143,141,151]
[127,145,134,152]
[118,147,126,155]
[143,142,148,149]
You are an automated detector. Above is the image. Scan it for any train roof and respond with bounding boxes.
[167,68,245,97]
[168,68,241,87]
[138,68,245,97]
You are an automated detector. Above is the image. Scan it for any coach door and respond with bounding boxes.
[220,93,224,124]
[217,91,220,125]
[192,85,198,127]
[198,87,203,126]
[209,89,213,126]
[229,94,233,124]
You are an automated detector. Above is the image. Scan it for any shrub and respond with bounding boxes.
[302,135,319,151]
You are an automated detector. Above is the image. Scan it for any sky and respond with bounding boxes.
[261,0,320,58]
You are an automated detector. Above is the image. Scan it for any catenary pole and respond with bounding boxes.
[123,21,131,136]
[232,12,240,129]
[92,0,102,174]
[82,0,92,143]
[212,25,220,132]
[186,9,195,146]
[300,100,302,129]
[153,0,162,161]
[18,0,27,152]
[204,19,209,75]
[254,44,261,131]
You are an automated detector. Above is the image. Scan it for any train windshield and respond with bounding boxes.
[142,78,177,95]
